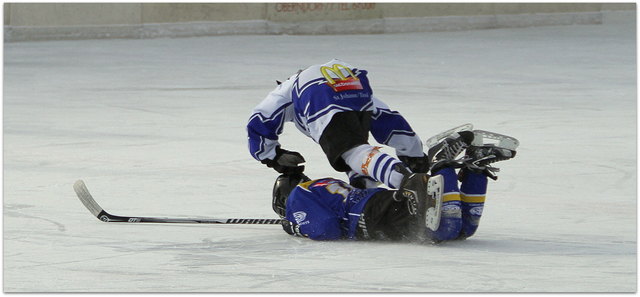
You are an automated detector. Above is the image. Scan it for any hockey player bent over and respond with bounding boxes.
[247,59,429,190]
[271,134,517,242]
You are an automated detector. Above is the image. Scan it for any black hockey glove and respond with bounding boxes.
[281,219,296,236]
[398,153,430,173]
[262,147,306,175]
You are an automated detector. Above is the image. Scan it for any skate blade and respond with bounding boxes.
[424,123,474,149]
[472,130,519,150]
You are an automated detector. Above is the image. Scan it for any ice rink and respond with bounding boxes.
[4,17,636,292]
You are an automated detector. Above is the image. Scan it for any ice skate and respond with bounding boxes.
[463,130,519,180]
[427,130,475,174]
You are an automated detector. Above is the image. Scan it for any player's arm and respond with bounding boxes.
[247,87,305,174]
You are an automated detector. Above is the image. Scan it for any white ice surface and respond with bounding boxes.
[4,20,636,292]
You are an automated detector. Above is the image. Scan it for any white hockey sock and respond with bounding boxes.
[342,144,406,189]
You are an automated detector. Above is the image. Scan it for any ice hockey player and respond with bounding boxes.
[247,59,430,190]
[271,133,517,242]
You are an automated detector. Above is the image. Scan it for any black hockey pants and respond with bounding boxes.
[318,111,372,172]
[355,190,416,241]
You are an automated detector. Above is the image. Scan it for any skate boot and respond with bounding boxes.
[461,129,519,180]
[394,168,444,240]
[427,130,475,174]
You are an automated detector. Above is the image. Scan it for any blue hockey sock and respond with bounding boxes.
[427,167,462,241]
[342,144,404,189]
[459,169,488,239]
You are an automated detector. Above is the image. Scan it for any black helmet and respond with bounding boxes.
[272,173,310,218]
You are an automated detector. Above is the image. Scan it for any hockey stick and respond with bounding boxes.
[73,180,284,224]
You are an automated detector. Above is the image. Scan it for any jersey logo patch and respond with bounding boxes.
[320,63,363,92]
[293,211,307,224]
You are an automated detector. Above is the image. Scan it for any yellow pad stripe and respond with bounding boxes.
[443,192,461,202]
[461,194,486,203]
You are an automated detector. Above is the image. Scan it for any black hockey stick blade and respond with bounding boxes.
[73,180,284,224]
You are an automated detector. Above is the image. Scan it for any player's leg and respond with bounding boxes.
[457,168,488,239]
[354,168,463,243]
[320,111,408,189]
[361,129,474,242]
[355,190,413,241]
[457,129,518,238]
[354,175,446,242]
[425,166,463,242]
[416,128,474,242]
[341,144,408,189]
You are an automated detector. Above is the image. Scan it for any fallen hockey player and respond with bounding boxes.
[271,130,517,242]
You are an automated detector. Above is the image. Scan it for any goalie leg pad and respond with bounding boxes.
[458,169,488,239]
[426,167,463,242]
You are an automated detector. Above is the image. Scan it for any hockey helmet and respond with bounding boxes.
[272,173,309,218]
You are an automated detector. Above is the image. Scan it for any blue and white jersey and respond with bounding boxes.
[247,59,424,162]
[284,178,385,240]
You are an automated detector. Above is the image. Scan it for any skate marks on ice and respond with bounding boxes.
[4,204,67,232]
[4,203,634,293]
[135,237,452,292]
[121,232,633,292]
